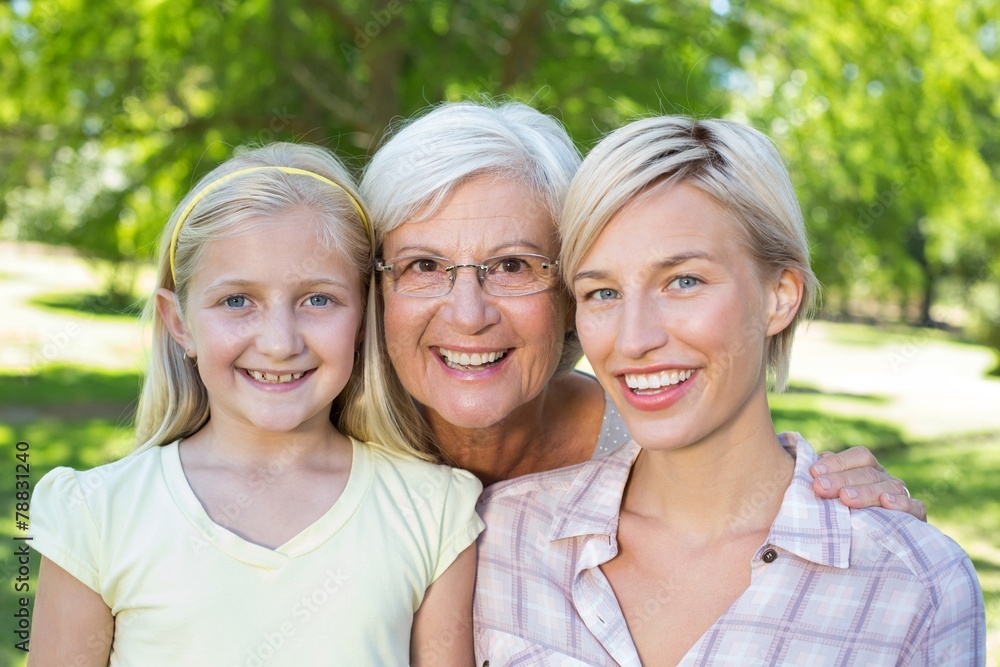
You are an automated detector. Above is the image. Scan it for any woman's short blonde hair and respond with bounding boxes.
[560,116,818,391]
[135,142,433,460]
[359,100,583,458]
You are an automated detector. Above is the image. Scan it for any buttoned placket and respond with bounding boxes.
[572,533,643,667]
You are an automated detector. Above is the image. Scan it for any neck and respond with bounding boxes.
[623,391,794,539]
[183,415,348,473]
[429,373,603,486]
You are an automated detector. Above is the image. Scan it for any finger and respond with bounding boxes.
[813,465,892,499]
[880,493,927,522]
[835,465,894,489]
[810,446,885,476]
[837,479,908,509]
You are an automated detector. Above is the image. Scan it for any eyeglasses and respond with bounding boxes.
[375,253,560,298]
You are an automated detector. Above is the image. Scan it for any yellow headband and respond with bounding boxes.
[168,166,372,282]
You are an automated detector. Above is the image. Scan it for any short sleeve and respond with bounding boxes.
[30,466,102,593]
[431,469,484,583]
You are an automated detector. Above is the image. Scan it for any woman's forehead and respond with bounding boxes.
[384,178,557,255]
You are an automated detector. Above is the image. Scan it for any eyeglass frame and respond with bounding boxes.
[374,253,561,298]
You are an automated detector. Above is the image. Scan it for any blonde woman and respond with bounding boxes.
[475,116,984,665]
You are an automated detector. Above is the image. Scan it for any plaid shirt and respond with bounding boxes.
[474,433,985,666]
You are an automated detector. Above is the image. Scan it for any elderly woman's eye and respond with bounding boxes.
[494,257,530,273]
[410,258,441,273]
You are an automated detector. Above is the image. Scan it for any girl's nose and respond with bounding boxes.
[255,307,305,359]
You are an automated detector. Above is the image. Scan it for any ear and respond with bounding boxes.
[156,288,195,356]
[765,268,804,337]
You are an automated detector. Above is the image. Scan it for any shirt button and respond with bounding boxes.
[762,548,778,563]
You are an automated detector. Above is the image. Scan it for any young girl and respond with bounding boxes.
[29,143,483,666]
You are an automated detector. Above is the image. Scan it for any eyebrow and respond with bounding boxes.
[204,277,354,292]
[573,250,716,283]
[388,239,548,257]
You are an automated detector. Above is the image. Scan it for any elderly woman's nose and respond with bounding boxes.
[443,270,501,333]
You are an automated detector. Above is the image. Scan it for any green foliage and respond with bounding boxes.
[0,0,997,335]
[732,1,1000,323]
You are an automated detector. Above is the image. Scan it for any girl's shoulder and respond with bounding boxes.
[358,438,481,494]
[354,438,483,518]
[34,442,174,510]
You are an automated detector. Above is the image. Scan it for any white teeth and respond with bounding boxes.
[439,348,507,370]
[624,369,694,390]
[247,370,306,384]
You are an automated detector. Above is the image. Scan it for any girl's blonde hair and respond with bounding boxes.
[560,116,818,391]
[135,142,433,460]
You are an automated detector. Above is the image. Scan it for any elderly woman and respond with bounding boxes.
[358,100,923,511]
[474,115,985,665]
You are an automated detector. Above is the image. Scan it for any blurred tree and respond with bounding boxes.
[1,0,997,362]
[0,0,742,271]
[729,0,1000,328]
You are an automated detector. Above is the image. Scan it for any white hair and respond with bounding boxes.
[361,100,581,233]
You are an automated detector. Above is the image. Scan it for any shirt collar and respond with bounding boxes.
[548,440,641,542]
[546,433,853,569]
[768,432,853,569]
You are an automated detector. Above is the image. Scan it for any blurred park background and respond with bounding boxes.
[1,0,998,664]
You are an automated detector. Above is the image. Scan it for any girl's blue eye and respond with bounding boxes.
[225,296,247,308]
[308,295,330,307]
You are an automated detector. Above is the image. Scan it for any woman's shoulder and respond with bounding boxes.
[851,503,976,581]
[481,439,638,522]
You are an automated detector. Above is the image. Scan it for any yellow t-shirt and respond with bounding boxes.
[30,438,483,666]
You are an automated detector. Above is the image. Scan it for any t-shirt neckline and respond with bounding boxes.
[160,437,372,569]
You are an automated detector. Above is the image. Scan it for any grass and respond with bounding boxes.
[770,382,905,452]
[28,290,145,321]
[0,365,143,407]
[0,417,132,667]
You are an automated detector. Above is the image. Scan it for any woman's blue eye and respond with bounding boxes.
[590,288,620,301]
[308,295,330,307]
[671,276,700,289]
[225,296,247,308]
